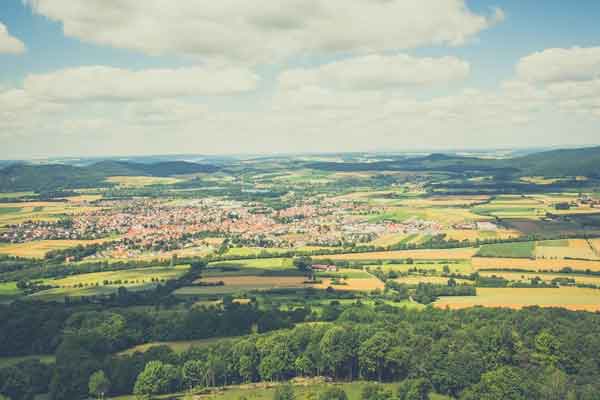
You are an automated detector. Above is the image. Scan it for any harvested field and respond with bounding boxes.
[0,238,117,258]
[315,247,477,261]
[392,276,472,285]
[443,229,520,241]
[313,277,384,292]
[435,287,600,311]
[472,257,600,272]
[105,176,184,187]
[535,239,599,260]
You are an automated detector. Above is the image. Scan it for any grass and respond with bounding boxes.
[29,265,189,301]
[43,265,189,288]
[119,337,232,356]
[113,381,451,400]
[435,287,600,311]
[210,258,294,271]
[175,275,310,297]
[0,354,55,368]
[0,281,23,302]
[0,207,22,215]
[476,241,536,258]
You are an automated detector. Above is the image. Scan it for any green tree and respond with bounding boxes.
[133,361,180,399]
[534,331,562,367]
[358,332,395,381]
[89,370,111,400]
[181,360,205,390]
[397,379,431,400]
[459,367,539,400]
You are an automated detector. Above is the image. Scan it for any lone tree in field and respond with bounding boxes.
[89,370,111,400]
[293,256,313,279]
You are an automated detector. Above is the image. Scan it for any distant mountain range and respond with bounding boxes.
[0,161,218,192]
[306,146,600,178]
[1,146,599,192]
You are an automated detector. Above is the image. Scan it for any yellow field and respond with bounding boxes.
[316,247,477,261]
[472,256,600,272]
[369,233,411,247]
[105,176,184,187]
[590,239,600,255]
[45,265,189,288]
[535,239,599,260]
[479,271,600,286]
[443,229,520,241]
[435,287,600,311]
[392,276,471,285]
[313,277,384,292]
[0,238,116,258]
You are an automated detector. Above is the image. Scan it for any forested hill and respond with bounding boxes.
[508,146,600,177]
[0,161,219,192]
[305,146,600,178]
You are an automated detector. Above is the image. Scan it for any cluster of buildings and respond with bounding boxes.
[1,196,445,257]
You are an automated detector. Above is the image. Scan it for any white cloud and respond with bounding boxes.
[278,54,470,90]
[23,66,259,101]
[0,22,26,54]
[517,46,600,83]
[516,46,600,118]
[25,0,499,62]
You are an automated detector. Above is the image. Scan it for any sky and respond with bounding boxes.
[1,0,600,159]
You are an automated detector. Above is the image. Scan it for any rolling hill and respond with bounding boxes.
[0,161,219,192]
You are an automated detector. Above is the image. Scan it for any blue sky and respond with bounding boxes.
[1,0,600,158]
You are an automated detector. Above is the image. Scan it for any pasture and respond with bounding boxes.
[479,271,600,286]
[43,265,189,288]
[0,354,55,368]
[0,201,99,226]
[0,238,116,259]
[476,241,535,258]
[316,247,477,261]
[175,275,309,297]
[119,337,232,356]
[435,287,600,311]
[113,381,451,400]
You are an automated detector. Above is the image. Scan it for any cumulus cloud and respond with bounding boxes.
[517,46,600,83]
[23,66,259,101]
[0,22,26,54]
[278,54,470,90]
[516,46,600,118]
[24,0,499,62]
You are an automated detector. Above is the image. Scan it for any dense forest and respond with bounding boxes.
[2,302,600,400]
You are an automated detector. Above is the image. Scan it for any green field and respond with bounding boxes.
[27,265,190,301]
[476,241,536,258]
[113,380,451,400]
[119,337,233,356]
[0,354,55,368]
[0,281,22,302]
